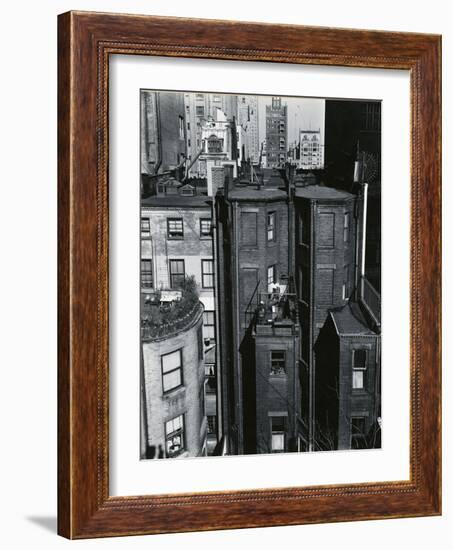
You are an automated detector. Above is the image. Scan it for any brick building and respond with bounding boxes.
[215,174,304,455]
[315,297,381,450]
[293,184,359,448]
[215,168,381,455]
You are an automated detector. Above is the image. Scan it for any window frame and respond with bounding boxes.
[203,310,215,341]
[167,218,184,240]
[267,264,277,287]
[352,349,368,390]
[141,258,153,289]
[207,415,217,435]
[169,259,185,289]
[205,363,216,394]
[270,415,286,453]
[199,218,212,239]
[165,413,185,457]
[267,211,276,242]
[161,349,184,394]
[141,217,150,235]
[344,211,350,243]
[270,350,286,376]
[201,259,214,289]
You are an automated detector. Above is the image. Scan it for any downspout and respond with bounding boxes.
[212,195,223,444]
[154,92,162,174]
[309,200,315,451]
[234,200,243,454]
[360,182,369,299]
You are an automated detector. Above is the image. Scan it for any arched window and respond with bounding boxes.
[207,134,223,153]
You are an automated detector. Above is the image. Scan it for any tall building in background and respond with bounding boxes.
[298,129,323,169]
[184,93,239,178]
[265,97,288,168]
[237,95,260,164]
[141,91,186,177]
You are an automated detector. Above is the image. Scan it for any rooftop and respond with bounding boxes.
[227,185,287,202]
[330,302,376,336]
[295,184,354,201]
[141,277,203,341]
[141,194,212,208]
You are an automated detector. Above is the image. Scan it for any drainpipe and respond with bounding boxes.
[360,182,369,299]
[234,201,243,454]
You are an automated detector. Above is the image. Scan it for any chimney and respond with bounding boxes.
[210,166,225,198]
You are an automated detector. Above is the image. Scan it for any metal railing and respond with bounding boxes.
[141,301,203,341]
[255,290,298,325]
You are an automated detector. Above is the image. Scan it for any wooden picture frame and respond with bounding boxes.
[58,10,441,539]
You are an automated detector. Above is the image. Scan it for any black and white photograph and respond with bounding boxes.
[140,90,381,460]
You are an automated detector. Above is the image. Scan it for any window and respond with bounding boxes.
[169,260,185,289]
[196,105,205,116]
[352,349,367,390]
[165,414,185,457]
[201,260,214,288]
[270,416,286,452]
[205,364,216,393]
[207,415,217,434]
[267,212,276,242]
[141,259,153,289]
[267,264,277,287]
[178,116,184,139]
[361,102,381,131]
[203,310,215,341]
[161,349,183,393]
[351,416,367,449]
[344,212,350,243]
[207,135,223,153]
[200,218,212,238]
[141,217,150,235]
[343,264,350,300]
[270,351,286,375]
[167,218,183,239]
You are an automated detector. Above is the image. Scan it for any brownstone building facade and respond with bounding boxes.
[215,175,303,455]
[215,170,380,455]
